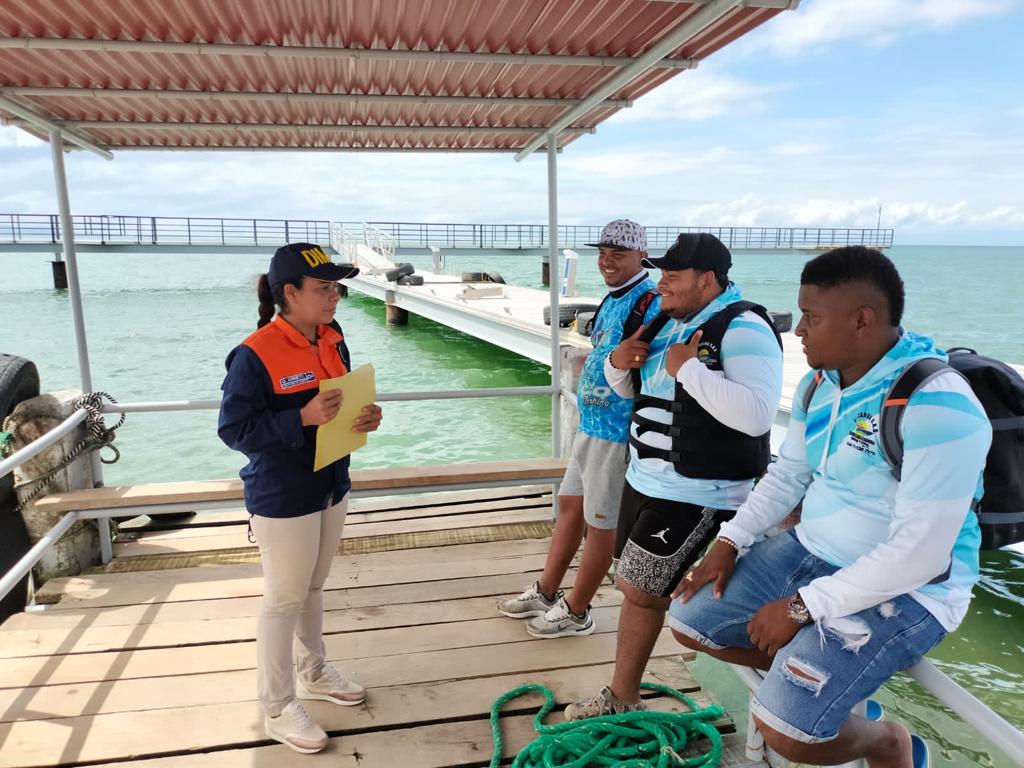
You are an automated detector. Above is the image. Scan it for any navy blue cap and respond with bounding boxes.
[267,242,359,286]
[642,233,731,275]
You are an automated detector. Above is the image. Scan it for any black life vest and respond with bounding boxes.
[629,300,783,481]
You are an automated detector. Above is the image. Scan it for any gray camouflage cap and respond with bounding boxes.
[585,219,647,252]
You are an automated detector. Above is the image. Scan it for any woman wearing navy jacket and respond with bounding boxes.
[218,242,382,754]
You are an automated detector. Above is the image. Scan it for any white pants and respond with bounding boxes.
[250,496,349,717]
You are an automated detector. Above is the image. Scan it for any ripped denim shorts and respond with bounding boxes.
[668,529,947,743]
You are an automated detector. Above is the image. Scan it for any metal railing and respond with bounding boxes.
[0,213,331,247]
[1,214,895,251]
[0,385,558,602]
[330,223,363,264]
[337,221,896,250]
[363,222,396,262]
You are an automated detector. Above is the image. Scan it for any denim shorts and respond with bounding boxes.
[668,530,947,743]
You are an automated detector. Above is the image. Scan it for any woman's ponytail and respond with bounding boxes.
[257,273,275,328]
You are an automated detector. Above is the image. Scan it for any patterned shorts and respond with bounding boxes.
[613,482,734,598]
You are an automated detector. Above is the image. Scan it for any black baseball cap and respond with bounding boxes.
[642,233,731,274]
[267,242,359,286]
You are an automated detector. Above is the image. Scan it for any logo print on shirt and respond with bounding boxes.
[280,372,316,389]
[845,412,879,455]
[651,528,670,544]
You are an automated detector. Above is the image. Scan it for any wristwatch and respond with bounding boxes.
[787,593,812,625]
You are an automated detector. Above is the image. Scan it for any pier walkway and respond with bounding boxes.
[0,482,758,768]
[0,213,894,254]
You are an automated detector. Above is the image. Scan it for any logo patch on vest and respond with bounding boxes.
[845,412,879,454]
[697,341,720,367]
[280,372,316,390]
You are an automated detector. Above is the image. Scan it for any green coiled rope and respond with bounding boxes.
[489,681,725,768]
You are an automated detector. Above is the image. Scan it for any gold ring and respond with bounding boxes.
[634,354,640,363]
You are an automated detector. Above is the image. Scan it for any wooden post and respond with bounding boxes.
[50,257,68,289]
[384,289,406,324]
[541,252,550,286]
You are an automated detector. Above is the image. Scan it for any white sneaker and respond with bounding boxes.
[296,664,366,706]
[265,700,328,754]
[526,595,595,638]
[498,581,558,618]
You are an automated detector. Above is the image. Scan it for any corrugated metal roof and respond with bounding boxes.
[0,0,791,153]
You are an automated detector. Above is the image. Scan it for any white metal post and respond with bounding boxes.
[546,132,562,519]
[546,132,561,460]
[49,129,109,557]
[49,131,94,395]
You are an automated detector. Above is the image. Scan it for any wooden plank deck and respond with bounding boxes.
[0,484,761,768]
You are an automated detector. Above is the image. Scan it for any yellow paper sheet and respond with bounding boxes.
[313,363,376,471]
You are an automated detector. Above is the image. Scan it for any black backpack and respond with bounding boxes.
[803,347,1024,550]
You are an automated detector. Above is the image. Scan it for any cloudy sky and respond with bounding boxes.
[2,0,1022,245]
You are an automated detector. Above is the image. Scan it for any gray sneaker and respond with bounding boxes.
[564,686,647,721]
[498,581,558,618]
[526,595,595,638]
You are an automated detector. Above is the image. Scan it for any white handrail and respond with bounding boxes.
[908,659,1024,763]
[329,222,362,264]
[362,222,396,262]
[0,407,87,481]
[98,386,559,414]
[0,511,77,603]
[730,653,1024,767]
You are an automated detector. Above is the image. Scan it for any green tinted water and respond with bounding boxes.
[1,244,1021,766]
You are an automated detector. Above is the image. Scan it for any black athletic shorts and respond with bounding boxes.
[613,481,735,598]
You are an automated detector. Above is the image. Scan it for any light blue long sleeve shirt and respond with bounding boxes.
[718,331,992,630]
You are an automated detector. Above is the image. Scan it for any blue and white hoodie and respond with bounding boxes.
[605,283,784,510]
[717,331,992,631]
[578,271,660,443]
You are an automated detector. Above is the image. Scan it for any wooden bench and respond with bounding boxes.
[33,458,568,515]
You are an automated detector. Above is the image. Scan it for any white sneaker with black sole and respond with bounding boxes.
[498,581,558,618]
[526,595,595,638]
[264,700,328,754]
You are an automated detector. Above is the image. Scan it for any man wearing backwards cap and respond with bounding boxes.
[566,232,784,720]
[499,219,661,638]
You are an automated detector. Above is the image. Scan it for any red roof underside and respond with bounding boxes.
[0,0,783,151]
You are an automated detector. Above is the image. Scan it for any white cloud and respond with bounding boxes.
[609,70,784,124]
[562,147,734,178]
[751,0,1016,55]
[770,142,828,156]
[0,125,46,149]
[675,196,1024,231]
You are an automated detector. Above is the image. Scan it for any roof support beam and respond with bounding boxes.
[0,37,699,70]
[0,96,112,158]
[0,86,631,110]
[658,0,799,7]
[515,0,741,161]
[4,119,593,137]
